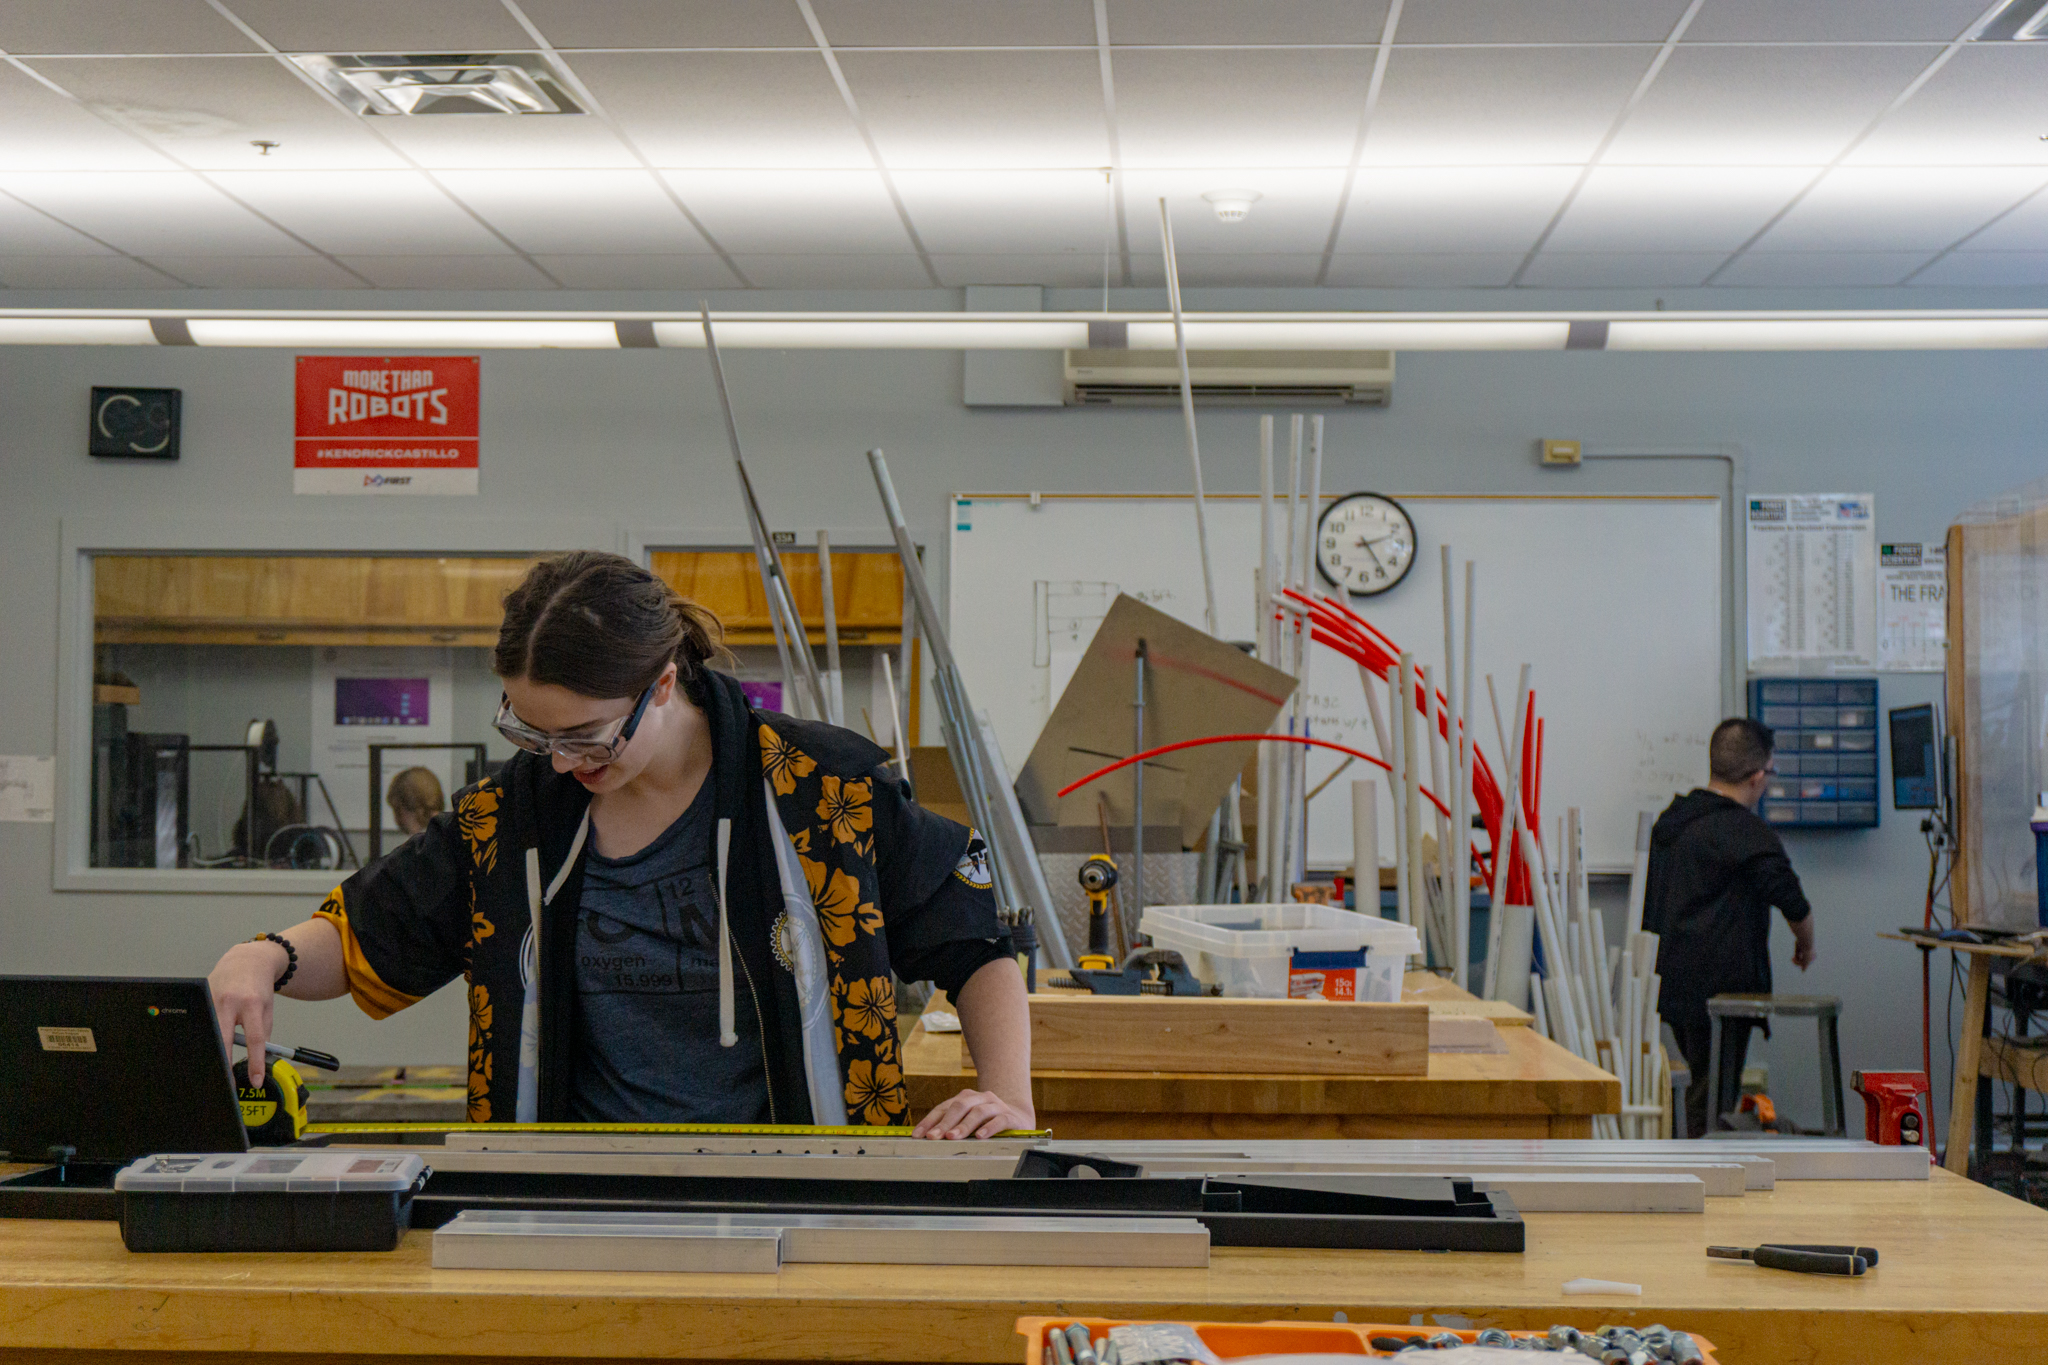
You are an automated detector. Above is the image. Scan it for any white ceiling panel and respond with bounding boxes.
[1364,47,1650,165]
[0,170,312,255]
[1125,169,1347,253]
[1604,45,1935,165]
[1321,252,1522,286]
[519,0,815,49]
[813,1,1097,48]
[0,66,180,171]
[574,53,870,168]
[840,51,1107,168]
[726,253,935,287]
[216,0,532,53]
[1107,0,1390,46]
[335,254,558,288]
[530,253,745,289]
[931,253,1111,287]
[33,56,406,170]
[435,169,714,253]
[1683,0,1985,42]
[894,170,1111,253]
[1909,251,2048,288]
[1397,0,1687,45]
[1127,251,1323,287]
[0,254,181,287]
[0,192,117,254]
[369,113,642,170]
[1849,45,2048,167]
[0,0,259,55]
[662,170,912,253]
[144,254,370,287]
[208,169,511,253]
[1336,166,1576,253]
[1518,251,1725,287]
[1952,189,2048,251]
[1754,166,2048,251]
[1115,50,1373,168]
[1714,251,1929,287]
[1544,166,1815,252]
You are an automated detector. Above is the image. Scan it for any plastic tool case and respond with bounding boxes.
[115,1151,428,1252]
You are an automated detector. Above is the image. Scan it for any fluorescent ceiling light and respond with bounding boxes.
[185,319,619,349]
[652,319,1091,349]
[1127,320,1571,351]
[1607,318,2048,350]
[0,318,155,345]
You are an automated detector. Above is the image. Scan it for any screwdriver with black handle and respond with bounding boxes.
[1708,1243,1879,1275]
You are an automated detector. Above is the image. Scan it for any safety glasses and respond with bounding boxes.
[493,681,655,763]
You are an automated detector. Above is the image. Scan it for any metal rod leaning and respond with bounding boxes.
[1157,198,1219,638]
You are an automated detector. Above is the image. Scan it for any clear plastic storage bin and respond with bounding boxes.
[1137,903,1422,1000]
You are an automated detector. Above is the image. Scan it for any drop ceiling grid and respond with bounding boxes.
[0,0,2039,290]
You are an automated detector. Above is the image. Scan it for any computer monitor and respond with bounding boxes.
[0,977,247,1167]
[1890,703,1938,810]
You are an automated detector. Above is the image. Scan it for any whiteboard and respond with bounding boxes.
[947,493,1723,872]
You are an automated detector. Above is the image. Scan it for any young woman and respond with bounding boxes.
[208,551,1032,1139]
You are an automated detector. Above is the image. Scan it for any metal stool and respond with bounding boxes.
[1706,993,1846,1136]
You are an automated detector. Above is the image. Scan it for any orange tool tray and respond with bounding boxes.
[1018,1317,1720,1364]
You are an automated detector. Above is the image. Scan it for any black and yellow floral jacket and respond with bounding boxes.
[314,668,1006,1126]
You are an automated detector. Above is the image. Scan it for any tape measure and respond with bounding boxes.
[235,1057,310,1145]
[304,1121,1050,1138]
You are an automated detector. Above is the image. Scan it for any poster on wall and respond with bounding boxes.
[294,355,479,495]
[311,647,455,837]
[1746,493,1877,673]
[1877,541,1947,673]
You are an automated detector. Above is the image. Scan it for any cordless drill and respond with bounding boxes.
[1078,855,1119,971]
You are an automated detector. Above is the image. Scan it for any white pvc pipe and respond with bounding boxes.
[1351,777,1377,918]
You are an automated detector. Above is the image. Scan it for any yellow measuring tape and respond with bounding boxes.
[305,1121,1050,1138]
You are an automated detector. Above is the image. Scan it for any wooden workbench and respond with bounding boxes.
[906,975,1614,1139]
[0,1167,2037,1364]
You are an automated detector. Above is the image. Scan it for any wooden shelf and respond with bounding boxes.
[650,550,903,647]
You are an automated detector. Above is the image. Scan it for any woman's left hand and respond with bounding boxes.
[912,1087,1035,1139]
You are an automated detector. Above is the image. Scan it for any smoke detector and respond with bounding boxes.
[292,53,585,115]
[1202,189,1263,222]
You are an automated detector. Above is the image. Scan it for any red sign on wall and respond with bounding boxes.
[293,355,479,495]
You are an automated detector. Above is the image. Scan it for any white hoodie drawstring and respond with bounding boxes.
[716,816,737,1048]
[514,810,591,1123]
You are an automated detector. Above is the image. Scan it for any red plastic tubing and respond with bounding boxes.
[1052,732,1455,821]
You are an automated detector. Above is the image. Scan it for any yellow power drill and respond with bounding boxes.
[1078,854,1119,970]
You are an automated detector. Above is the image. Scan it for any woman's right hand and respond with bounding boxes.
[209,938,288,1089]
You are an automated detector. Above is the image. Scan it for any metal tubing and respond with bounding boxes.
[1157,199,1219,637]
[817,529,844,726]
[1132,639,1147,919]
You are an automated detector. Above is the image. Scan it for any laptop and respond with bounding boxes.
[0,977,248,1214]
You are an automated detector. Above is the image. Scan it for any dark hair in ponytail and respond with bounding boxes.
[494,551,724,706]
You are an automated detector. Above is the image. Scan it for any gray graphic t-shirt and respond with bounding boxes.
[567,779,772,1123]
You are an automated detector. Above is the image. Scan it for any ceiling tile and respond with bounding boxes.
[516,1,816,49]
[1364,47,1651,164]
[894,170,1112,253]
[1517,251,1725,287]
[0,170,312,255]
[0,190,119,254]
[1126,168,1348,253]
[1909,251,2048,288]
[1126,251,1324,286]
[142,254,371,287]
[930,252,1112,287]
[1954,189,2048,251]
[662,170,913,252]
[529,253,744,288]
[334,254,558,288]
[813,1,1097,47]
[725,253,935,287]
[841,51,1107,168]
[436,169,714,253]
[1115,49,1373,168]
[1684,0,1985,42]
[217,0,531,53]
[1754,166,2048,251]
[0,0,259,55]
[208,169,513,253]
[32,56,406,170]
[0,65,180,171]
[1849,45,2048,167]
[1397,0,1687,45]
[1335,166,1575,253]
[574,53,870,168]
[1604,44,1935,165]
[366,113,640,170]
[1714,251,1929,286]
[1321,252,1522,286]
[0,253,182,287]
[1544,166,1816,252]
[1108,0,1390,45]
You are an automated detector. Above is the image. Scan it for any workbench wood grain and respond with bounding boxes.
[0,1171,2039,1364]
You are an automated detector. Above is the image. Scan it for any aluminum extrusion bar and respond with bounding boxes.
[1222,1171,1706,1215]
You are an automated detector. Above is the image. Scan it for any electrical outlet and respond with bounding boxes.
[1539,438,1582,467]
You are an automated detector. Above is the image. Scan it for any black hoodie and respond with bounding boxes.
[1643,788,1812,1019]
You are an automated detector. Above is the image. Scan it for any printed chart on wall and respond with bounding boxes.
[294,355,479,495]
[1746,493,1876,673]
[311,648,454,836]
[1877,541,1946,672]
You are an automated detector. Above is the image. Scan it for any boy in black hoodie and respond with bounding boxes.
[1645,717,1816,1136]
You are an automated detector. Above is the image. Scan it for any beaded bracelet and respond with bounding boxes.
[251,932,297,991]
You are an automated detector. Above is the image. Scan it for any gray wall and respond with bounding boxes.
[1,291,2033,1136]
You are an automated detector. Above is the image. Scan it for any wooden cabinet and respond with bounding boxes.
[649,550,903,647]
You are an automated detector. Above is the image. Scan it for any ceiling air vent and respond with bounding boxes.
[293,54,585,116]
[1973,0,2048,40]
[1063,350,1394,408]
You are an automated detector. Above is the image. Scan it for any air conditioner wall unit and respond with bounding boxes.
[1062,349,1394,407]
